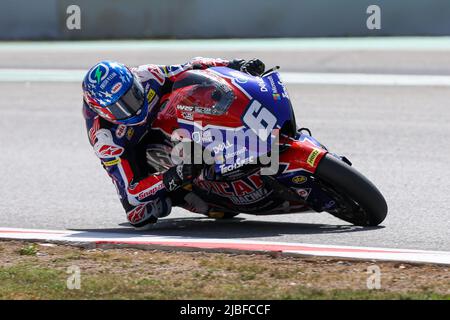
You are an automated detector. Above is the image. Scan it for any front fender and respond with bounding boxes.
[278,134,328,174]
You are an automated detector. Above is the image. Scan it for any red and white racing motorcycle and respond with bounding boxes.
[150,66,387,226]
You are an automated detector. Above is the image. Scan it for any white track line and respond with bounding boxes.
[2,37,450,51]
[2,68,450,86]
[281,72,450,86]
[1,227,449,265]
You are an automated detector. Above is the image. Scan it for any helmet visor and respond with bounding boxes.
[106,77,145,120]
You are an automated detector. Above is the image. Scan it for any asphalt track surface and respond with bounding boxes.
[0,38,449,251]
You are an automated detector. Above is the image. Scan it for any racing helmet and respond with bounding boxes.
[82,61,149,125]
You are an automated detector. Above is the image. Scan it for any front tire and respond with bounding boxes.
[315,154,388,226]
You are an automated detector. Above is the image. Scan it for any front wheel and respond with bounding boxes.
[315,154,388,226]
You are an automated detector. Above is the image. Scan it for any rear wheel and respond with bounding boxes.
[315,154,388,226]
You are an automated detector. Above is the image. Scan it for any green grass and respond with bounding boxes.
[0,241,449,300]
[18,244,38,256]
[0,263,448,300]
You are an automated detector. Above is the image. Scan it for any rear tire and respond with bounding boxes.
[315,154,388,226]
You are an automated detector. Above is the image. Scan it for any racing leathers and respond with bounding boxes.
[83,57,263,228]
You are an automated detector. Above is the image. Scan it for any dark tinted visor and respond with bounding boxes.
[106,77,145,120]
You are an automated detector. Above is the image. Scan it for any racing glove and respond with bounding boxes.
[228,58,266,76]
[162,164,202,192]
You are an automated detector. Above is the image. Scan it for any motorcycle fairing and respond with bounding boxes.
[211,67,297,138]
[148,65,369,216]
[158,67,300,175]
[278,133,327,174]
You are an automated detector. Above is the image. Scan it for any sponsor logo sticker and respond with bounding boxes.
[111,82,122,94]
[292,175,307,184]
[126,127,134,140]
[307,148,321,167]
[146,88,156,104]
[115,124,127,138]
[229,71,250,83]
[177,105,194,112]
[220,156,255,174]
[181,111,194,121]
[257,77,268,92]
[88,63,109,84]
[103,158,121,167]
[296,188,311,199]
[137,182,164,200]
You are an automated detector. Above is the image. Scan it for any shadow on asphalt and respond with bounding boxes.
[71,216,384,239]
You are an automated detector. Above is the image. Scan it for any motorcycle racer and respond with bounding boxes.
[82,57,265,229]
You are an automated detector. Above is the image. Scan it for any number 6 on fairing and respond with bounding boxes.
[243,100,277,141]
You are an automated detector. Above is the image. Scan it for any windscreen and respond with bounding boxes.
[173,71,235,115]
